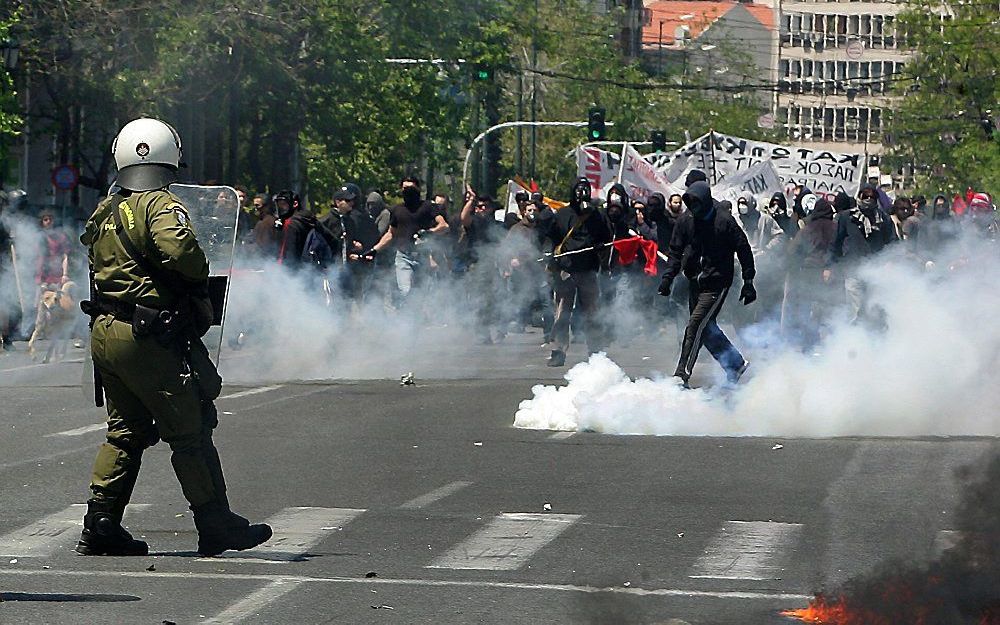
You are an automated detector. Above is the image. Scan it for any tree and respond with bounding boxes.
[0,7,23,184]
[888,0,1000,196]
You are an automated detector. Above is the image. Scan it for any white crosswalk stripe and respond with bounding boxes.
[0,503,151,557]
[689,520,803,581]
[427,512,581,571]
[202,506,366,564]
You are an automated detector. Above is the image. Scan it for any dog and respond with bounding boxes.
[28,281,77,363]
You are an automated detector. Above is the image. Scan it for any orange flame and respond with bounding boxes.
[781,594,853,624]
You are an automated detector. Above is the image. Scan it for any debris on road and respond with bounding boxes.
[677,532,684,538]
[8,559,16,564]
[473,441,483,447]
[400,372,415,386]
[772,443,784,450]
[365,571,378,578]
[146,564,156,571]
[371,604,395,610]
[542,502,552,511]
[623,581,631,587]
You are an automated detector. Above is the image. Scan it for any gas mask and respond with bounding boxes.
[859,196,877,212]
[571,179,592,214]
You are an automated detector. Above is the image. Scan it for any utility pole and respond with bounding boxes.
[530,0,540,180]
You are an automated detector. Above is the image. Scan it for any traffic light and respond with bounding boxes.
[474,63,493,82]
[587,107,606,141]
[650,130,667,152]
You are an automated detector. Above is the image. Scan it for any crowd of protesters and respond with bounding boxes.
[1,175,996,382]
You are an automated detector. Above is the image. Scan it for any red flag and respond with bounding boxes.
[952,194,968,216]
[612,237,660,276]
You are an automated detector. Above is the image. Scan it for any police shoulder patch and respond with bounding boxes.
[166,202,190,226]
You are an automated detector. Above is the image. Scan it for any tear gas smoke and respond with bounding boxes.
[515,230,1000,438]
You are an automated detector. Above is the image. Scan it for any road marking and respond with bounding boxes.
[0,358,84,373]
[0,444,95,471]
[547,431,576,440]
[0,504,150,557]
[689,521,803,581]
[427,512,581,571]
[201,506,365,563]
[399,481,472,510]
[0,568,812,601]
[205,578,303,624]
[45,423,106,438]
[219,385,285,400]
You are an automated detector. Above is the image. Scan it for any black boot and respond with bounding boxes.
[547,349,566,367]
[192,501,272,557]
[75,501,148,556]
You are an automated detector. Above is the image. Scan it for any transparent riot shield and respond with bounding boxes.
[168,184,241,365]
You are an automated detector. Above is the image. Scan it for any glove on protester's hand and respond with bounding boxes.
[657,275,673,297]
[361,248,377,261]
[740,281,757,306]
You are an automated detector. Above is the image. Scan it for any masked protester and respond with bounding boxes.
[765,192,799,239]
[889,197,920,243]
[366,176,450,306]
[823,182,897,325]
[542,177,612,367]
[658,181,755,387]
[503,196,554,341]
[783,197,838,351]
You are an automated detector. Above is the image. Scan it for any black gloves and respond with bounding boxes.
[740,281,757,306]
[658,274,673,297]
[362,248,377,261]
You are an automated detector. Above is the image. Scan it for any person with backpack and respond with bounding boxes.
[275,190,319,272]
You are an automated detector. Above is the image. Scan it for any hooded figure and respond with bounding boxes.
[792,186,813,221]
[644,192,682,258]
[569,177,593,215]
[658,180,756,386]
[604,182,634,238]
[767,192,799,238]
[784,197,838,350]
[685,169,709,188]
[542,177,612,367]
[737,194,784,255]
[274,190,318,269]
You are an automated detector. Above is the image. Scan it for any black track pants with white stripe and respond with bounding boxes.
[674,284,745,383]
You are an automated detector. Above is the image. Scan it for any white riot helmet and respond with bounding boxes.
[111,118,183,192]
[800,193,818,216]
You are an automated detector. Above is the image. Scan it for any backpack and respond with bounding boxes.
[301,227,336,269]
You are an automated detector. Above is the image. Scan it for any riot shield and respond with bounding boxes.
[168,184,242,365]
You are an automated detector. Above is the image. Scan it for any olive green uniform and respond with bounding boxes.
[82,190,226,519]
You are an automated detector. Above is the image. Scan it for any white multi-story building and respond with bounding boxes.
[774,0,911,160]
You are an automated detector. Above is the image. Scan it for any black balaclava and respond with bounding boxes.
[402,186,421,209]
[570,177,592,215]
[683,181,715,221]
[685,169,708,188]
[646,193,666,220]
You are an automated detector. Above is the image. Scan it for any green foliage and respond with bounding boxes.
[0,7,22,142]
[8,0,768,203]
[889,0,1000,196]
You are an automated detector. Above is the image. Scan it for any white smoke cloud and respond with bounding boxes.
[514,230,1000,438]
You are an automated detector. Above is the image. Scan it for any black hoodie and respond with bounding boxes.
[278,210,319,269]
[604,183,635,238]
[663,181,754,289]
[768,192,799,238]
[789,198,837,270]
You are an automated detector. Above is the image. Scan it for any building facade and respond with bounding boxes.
[774,0,911,160]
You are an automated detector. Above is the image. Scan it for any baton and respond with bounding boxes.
[9,243,25,318]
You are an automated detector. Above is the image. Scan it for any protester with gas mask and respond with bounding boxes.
[824,182,897,325]
[765,192,799,239]
[727,193,784,329]
[366,176,449,305]
[543,177,612,367]
[658,180,755,386]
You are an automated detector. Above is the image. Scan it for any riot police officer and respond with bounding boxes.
[77,118,271,556]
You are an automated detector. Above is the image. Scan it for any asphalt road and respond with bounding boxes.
[0,330,994,624]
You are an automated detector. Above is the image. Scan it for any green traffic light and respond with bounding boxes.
[476,70,490,81]
[590,130,601,139]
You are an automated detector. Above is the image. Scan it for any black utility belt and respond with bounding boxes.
[82,299,185,340]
